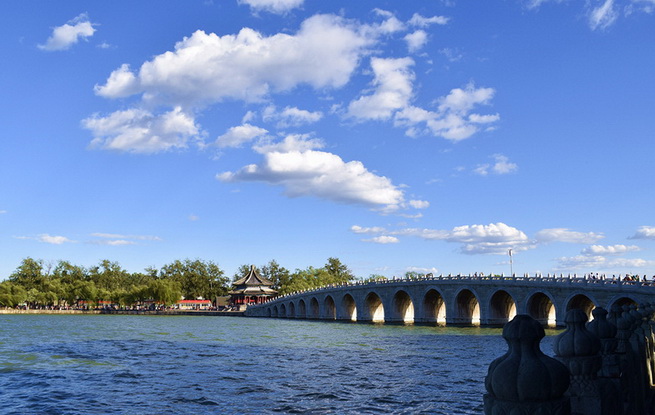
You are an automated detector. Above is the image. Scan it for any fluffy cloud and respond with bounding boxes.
[394,83,499,141]
[348,57,415,120]
[535,228,604,244]
[238,0,304,14]
[216,124,268,148]
[218,135,406,210]
[555,255,651,271]
[409,200,430,209]
[581,244,640,255]
[474,154,518,176]
[351,225,387,234]
[38,13,96,51]
[408,13,449,27]
[629,226,655,239]
[262,106,323,128]
[404,30,428,52]
[363,235,400,244]
[95,15,372,106]
[352,222,533,255]
[83,107,202,153]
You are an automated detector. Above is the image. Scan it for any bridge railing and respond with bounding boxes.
[251,273,655,308]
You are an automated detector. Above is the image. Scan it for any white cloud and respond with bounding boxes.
[408,13,449,27]
[474,154,518,176]
[351,225,387,234]
[16,234,74,244]
[404,30,428,53]
[589,0,619,30]
[394,83,499,141]
[629,225,655,239]
[262,105,323,128]
[218,135,406,211]
[91,239,136,246]
[83,107,202,153]
[38,13,96,51]
[555,255,652,271]
[216,124,268,148]
[406,266,439,275]
[535,228,605,244]
[95,15,372,106]
[91,233,162,241]
[409,200,430,209]
[581,244,640,255]
[348,57,415,120]
[393,222,533,255]
[238,0,303,14]
[363,235,399,244]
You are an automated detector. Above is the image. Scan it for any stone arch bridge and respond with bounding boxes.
[245,275,655,327]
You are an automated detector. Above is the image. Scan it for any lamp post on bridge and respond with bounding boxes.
[509,249,514,277]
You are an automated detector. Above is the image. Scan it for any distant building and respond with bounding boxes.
[176,299,212,310]
[229,265,277,308]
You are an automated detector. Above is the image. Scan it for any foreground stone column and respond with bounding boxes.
[484,314,570,415]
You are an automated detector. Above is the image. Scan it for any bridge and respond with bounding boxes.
[245,274,655,327]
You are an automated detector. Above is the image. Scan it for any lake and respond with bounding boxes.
[0,315,558,414]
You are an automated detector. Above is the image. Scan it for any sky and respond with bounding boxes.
[1,0,655,280]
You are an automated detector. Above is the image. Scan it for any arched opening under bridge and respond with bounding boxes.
[488,290,517,326]
[340,294,357,321]
[527,292,556,327]
[365,292,385,323]
[324,296,336,320]
[566,294,596,321]
[309,297,319,319]
[423,289,446,325]
[279,303,287,318]
[288,302,296,318]
[266,307,272,317]
[272,306,278,318]
[455,289,480,326]
[610,297,638,310]
[391,290,414,324]
[297,299,307,319]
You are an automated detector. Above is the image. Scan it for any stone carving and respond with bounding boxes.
[484,314,570,415]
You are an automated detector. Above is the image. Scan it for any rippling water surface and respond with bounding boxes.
[0,315,557,414]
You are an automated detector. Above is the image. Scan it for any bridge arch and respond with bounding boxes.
[288,301,296,318]
[266,307,272,317]
[488,289,517,326]
[390,289,415,324]
[324,295,336,320]
[453,288,480,326]
[279,303,287,318]
[526,291,556,327]
[272,305,278,317]
[363,291,385,323]
[422,288,446,325]
[565,293,597,320]
[608,295,638,310]
[339,293,357,321]
[308,297,319,319]
[297,299,307,319]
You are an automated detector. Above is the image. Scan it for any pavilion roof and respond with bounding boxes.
[233,265,274,287]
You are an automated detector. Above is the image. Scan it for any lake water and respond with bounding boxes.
[0,315,558,414]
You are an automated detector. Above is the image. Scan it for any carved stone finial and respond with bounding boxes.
[484,314,570,415]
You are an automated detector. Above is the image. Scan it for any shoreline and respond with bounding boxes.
[0,309,245,317]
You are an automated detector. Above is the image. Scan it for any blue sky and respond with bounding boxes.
[2,0,655,279]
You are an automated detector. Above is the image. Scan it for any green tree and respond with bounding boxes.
[324,257,355,284]
[147,279,182,306]
[160,259,229,301]
[232,264,256,282]
[0,281,27,307]
[260,260,290,290]
[9,257,46,291]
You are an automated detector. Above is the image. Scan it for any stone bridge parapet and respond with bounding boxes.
[245,274,655,327]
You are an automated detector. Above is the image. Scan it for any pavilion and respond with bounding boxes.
[229,265,277,308]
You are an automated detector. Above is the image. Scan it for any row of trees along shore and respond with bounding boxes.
[0,257,357,309]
